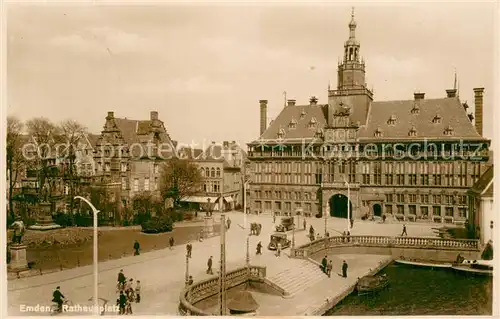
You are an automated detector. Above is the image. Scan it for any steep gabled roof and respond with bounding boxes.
[258,103,327,141]
[360,97,484,140]
[469,165,494,196]
[177,146,204,160]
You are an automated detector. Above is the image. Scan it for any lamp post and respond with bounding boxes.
[218,214,227,315]
[342,175,351,232]
[74,196,100,316]
[292,214,296,249]
[324,203,329,237]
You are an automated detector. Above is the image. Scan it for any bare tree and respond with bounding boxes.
[59,119,88,212]
[6,116,24,218]
[25,117,61,201]
[159,158,203,208]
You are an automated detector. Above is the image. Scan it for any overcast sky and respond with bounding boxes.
[6,2,497,148]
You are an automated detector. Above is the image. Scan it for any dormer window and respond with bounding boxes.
[289,118,297,129]
[411,103,420,114]
[315,128,324,138]
[308,117,317,129]
[374,127,383,137]
[277,128,286,139]
[300,109,306,119]
[432,114,442,124]
[444,125,454,136]
[387,115,396,125]
[408,126,417,137]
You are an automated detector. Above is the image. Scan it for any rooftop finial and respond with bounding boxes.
[351,7,355,18]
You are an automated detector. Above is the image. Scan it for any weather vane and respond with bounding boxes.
[351,7,355,18]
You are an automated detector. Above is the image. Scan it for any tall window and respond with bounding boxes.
[432,162,442,186]
[374,162,382,185]
[420,206,429,218]
[154,177,158,190]
[459,162,467,186]
[362,162,371,184]
[445,162,453,186]
[420,162,429,185]
[315,163,323,184]
[133,178,139,192]
[211,168,215,177]
[216,168,221,177]
[348,161,356,183]
[395,162,404,185]
[154,163,159,174]
[433,206,441,216]
[144,177,150,191]
[386,194,393,202]
[408,162,417,185]
[340,161,346,174]
[445,207,454,217]
[472,162,481,183]
[121,177,127,190]
[385,162,393,185]
[421,194,429,203]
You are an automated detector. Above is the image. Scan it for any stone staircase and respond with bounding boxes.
[267,259,326,297]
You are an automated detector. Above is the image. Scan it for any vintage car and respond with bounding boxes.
[267,233,292,250]
[275,217,295,232]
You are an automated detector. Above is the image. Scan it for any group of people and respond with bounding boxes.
[320,256,349,278]
[116,269,141,315]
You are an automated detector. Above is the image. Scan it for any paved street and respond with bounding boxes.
[8,212,438,316]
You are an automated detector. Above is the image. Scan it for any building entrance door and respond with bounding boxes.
[329,194,352,219]
[373,203,382,217]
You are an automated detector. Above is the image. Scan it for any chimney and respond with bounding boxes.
[446,89,457,98]
[211,141,216,145]
[287,99,296,106]
[223,141,229,148]
[260,100,268,136]
[107,111,114,119]
[150,111,158,120]
[474,88,484,136]
[414,92,425,100]
[309,96,318,105]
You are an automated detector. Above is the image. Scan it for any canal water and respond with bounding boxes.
[325,262,492,316]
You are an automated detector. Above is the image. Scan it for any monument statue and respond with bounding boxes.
[10,216,26,245]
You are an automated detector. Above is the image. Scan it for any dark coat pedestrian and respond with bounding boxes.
[401,224,408,236]
[303,219,307,230]
[321,256,328,273]
[169,237,174,249]
[119,292,127,314]
[186,243,192,258]
[118,269,126,287]
[133,240,140,255]
[207,256,213,274]
[135,280,141,303]
[256,242,262,255]
[326,260,333,277]
[350,219,354,229]
[342,260,348,278]
[227,218,231,229]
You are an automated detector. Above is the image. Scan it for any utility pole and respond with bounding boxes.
[185,253,189,287]
[218,214,227,315]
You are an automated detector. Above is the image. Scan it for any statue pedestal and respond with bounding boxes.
[8,244,29,272]
[29,202,61,231]
[203,216,215,239]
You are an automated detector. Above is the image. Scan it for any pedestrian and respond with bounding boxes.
[117,269,126,291]
[309,225,314,236]
[227,217,231,229]
[342,260,348,278]
[342,231,347,243]
[135,280,141,303]
[321,256,327,273]
[303,219,306,230]
[350,218,354,229]
[256,241,262,255]
[327,260,333,278]
[273,213,276,223]
[169,237,174,250]
[347,230,351,242]
[207,256,213,274]
[119,292,127,315]
[186,242,192,258]
[325,231,330,238]
[276,242,282,257]
[401,224,408,236]
[133,240,140,256]
[126,278,134,295]
[382,214,387,223]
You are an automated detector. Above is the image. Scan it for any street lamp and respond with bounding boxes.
[292,215,296,249]
[74,196,100,316]
[324,203,329,237]
[342,175,351,232]
[185,253,190,287]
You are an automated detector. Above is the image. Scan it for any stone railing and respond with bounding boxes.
[178,265,266,316]
[290,236,480,258]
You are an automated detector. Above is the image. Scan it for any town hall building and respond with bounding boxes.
[246,10,491,223]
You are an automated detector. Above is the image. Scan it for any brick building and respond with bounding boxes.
[93,111,176,215]
[247,11,491,223]
[180,141,246,211]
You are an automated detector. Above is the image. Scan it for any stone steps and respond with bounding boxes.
[268,259,326,297]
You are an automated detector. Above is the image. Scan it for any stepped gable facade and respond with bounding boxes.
[247,10,491,223]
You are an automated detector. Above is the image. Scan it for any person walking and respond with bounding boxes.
[303,219,306,230]
[256,241,262,255]
[118,291,127,315]
[169,237,174,250]
[276,242,282,257]
[186,242,192,258]
[133,240,140,256]
[350,218,354,229]
[135,280,141,303]
[401,224,408,236]
[321,256,328,273]
[273,213,276,223]
[207,256,214,274]
[117,269,126,291]
[326,260,333,278]
[342,260,348,278]
[227,218,231,230]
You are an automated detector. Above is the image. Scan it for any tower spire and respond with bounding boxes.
[349,7,357,39]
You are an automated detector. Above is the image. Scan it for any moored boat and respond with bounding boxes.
[357,274,389,295]
[395,259,452,269]
[452,259,493,276]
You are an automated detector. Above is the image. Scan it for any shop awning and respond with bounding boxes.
[181,196,218,203]
[224,197,234,203]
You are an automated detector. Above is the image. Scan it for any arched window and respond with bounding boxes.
[211,168,215,177]
[349,47,353,60]
[200,168,205,176]
[216,168,221,177]
[205,167,209,176]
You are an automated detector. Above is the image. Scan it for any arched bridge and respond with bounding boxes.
[290,235,481,261]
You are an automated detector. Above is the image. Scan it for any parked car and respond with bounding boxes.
[267,233,292,250]
[275,217,295,232]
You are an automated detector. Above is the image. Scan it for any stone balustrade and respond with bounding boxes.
[290,236,480,258]
[178,265,266,316]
